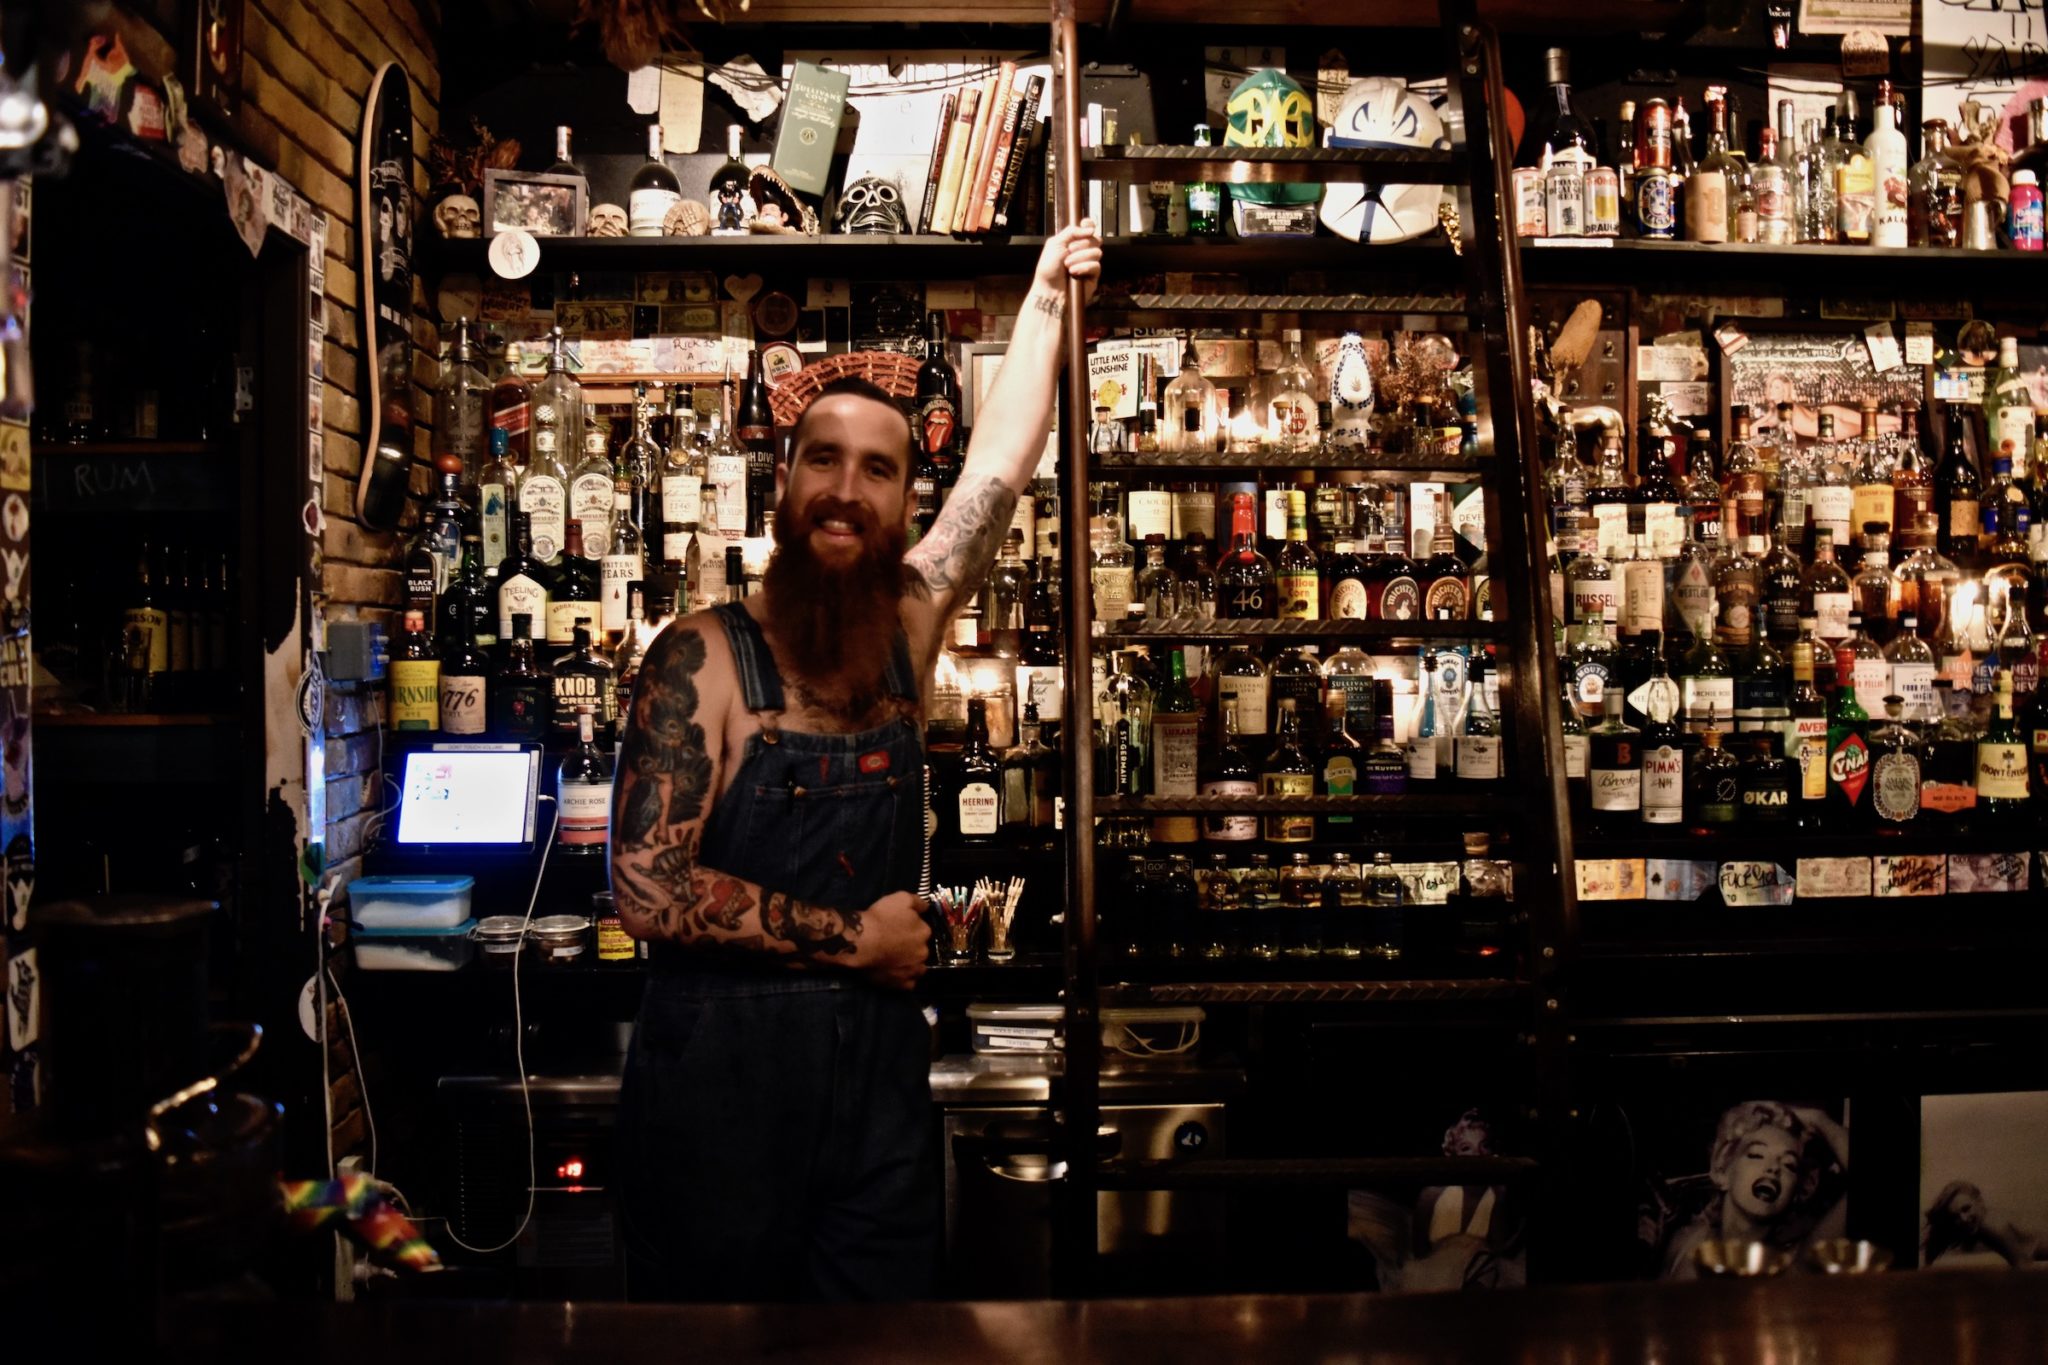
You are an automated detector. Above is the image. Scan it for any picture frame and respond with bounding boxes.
[483,170,589,240]
[961,342,1008,427]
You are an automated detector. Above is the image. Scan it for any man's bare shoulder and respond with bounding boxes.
[633,611,742,724]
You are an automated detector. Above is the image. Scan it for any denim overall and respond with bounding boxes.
[619,602,938,1302]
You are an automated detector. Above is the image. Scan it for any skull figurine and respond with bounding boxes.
[834,175,909,235]
[664,199,710,236]
[586,203,628,237]
[433,193,481,238]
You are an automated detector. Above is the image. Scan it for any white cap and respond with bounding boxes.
[1283,328,1302,343]
[2016,170,2039,185]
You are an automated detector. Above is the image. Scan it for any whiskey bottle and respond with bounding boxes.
[478,426,518,576]
[391,609,441,733]
[610,582,658,719]
[1002,701,1059,844]
[492,615,552,741]
[953,698,1003,846]
[1976,669,2030,824]
[600,487,645,641]
[1260,698,1316,844]
[1198,701,1260,844]
[1137,535,1182,621]
[437,610,491,736]
[1217,491,1277,619]
[1275,490,1320,621]
[1936,403,1983,570]
[550,619,617,743]
[1322,852,1367,959]
[1685,718,1740,830]
[1368,490,1422,621]
[1587,689,1641,833]
[1421,490,1470,621]
[556,708,613,849]
[1279,851,1322,958]
[1368,850,1405,964]
[1317,696,1364,840]
[1922,679,1980,827]
[547,519,602,650]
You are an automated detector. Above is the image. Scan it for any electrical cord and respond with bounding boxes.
[326,966,377,1179]
[436,793,557,1258]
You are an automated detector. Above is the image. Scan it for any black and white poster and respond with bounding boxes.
[1921,1091,2048,1271]
[1346,1107,1527,1293]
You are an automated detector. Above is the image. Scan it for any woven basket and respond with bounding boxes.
[769,349,923,427]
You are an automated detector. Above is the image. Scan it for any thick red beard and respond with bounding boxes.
[761,494,909,693]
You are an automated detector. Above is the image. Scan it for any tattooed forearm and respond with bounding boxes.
[762,893,863,959]
[1028,289,1065,319]
[905,474,1020,600]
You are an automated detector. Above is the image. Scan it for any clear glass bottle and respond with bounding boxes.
[1136,534,1181,621]
[1797,116,1838,244]
[570,416,617,557]
[1185,124,1221,237]
[1267,328,1320,454]
[441,317,490,489]
[1090,513,1137,626]
[1910,119,1965,248]
[523,327,580,564]
[1098,649,1154,796]
[1161,339,1217,454]
[1454,656,1502,782]
[1685,92,1738,243]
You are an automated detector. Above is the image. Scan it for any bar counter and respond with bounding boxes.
[168,1271,2048,1363]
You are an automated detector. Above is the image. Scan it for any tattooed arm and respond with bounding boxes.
[902,221,1102,636]
[608,619,930,988]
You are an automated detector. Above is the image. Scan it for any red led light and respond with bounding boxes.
[556,1158,585,1181]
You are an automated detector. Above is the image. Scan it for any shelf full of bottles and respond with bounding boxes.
[1538,344,2048,911]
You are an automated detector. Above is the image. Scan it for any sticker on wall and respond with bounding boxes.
[487,227,540,280]
[1720,861,1794,907]
[1948,852,2028,895]
[222,152,270,257]
[6,947,35,1052]
[0,423,27,494]
[6,832,33,933]
[1874,854,1944,897]
[752,290,798,337]
[1796,856,1872,899]
[127,82,167,142]
[74,32,136,122]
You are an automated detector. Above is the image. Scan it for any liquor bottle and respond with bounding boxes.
[1319,852,1366,960]
[1089,513,1136,626]
[489,359,532,472]
[442,318,489,487]
[491,615,552,741]
[1851,527,1897,645]
[1199,700,1260,843]
[478,426,518,576]
[610,582,658,718]
[437,608,491,736]
[1586,689,1641,833]
[1367,490,1422,621]
[1757,522,1803,649]
[1318,696,1365,840]
[1825,660,1871,828]
[556,707,614,851]
[496,512,553,648]
[1637,658,1684,827]
[1796,116,1836,243]
[545,124,585,183]
[1892,402,1935,540]
[1755,105,1796,244]
[1408,651,1445,783]
[1267,329,1320,454]
[1268,645,1323,732]
[547,520,602,650]
[1894,527,1958,660]
[1278,851,1322,958]
[1535,48,1595,237]
[1937,403,1983,569]
[1216,491,1277,619]
[1837,611,1890,718]
[524,328,579,563]
[1851,404,1897,546]
[707,123,751,234]
[1986,337,2036,476]
[736,350,778,538]
[1559,678,1590,801]
[1126,535,1175,623]
[1920,680,1977,827]
[1259,697,1316,845]
[629,124,683,236]
[1275,490,1320,621]
[1421,490,1470,620]
[1738,733,1796,825]
[1866,81,1909,248]
[1161,340,1217,455]
[1712,532,1761,657]
[1976,669,2030,823]
[1686,717,1740,830]
[599,487,645,641]
[1681,604,1736,735]
[1885,614,1938,722]
[550,619,617,742]
[440,531,496,651]
[1865,694,1923,827]
[1685,93,1737,243]
[952,698,1003,846]
[1455,657,1502,783]
[914,310,962,482]
[1185,124,1221,237]
[658,397,704,586]
[2022,669,2048,803]
[1363,681,1408,797]
[571,418,617,557]
[1000,702,1059,844]
[1786,627,1828,827]
[1910,120,1965,247]
[1365,850,1405,964]
[1099,650,1153,796]
[390,609,440,733]
[1832,95,1875,244]
[1149,649,1201,844]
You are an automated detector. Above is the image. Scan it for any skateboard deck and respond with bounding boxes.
[356,61,415,531]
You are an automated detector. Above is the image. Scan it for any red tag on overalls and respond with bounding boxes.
[859,750,891,774]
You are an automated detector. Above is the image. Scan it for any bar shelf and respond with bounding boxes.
[1107,978,1524,1005]
[1097,292,1466,316]
[1096,793,1508,817]
[1096,617,1499,642]
[1080,145,1461,185]
[1088,448,1485,474]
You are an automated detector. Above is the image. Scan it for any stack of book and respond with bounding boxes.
[917,63,1047,235]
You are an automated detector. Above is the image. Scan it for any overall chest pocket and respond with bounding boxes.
[743,755,906,908]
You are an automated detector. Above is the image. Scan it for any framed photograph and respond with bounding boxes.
[483,170,588,240]
[1921,1092,2048,1270]
[961,343,1008,427]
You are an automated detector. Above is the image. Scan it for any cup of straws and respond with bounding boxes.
[931,877,1025,964]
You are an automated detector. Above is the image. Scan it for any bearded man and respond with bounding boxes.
[610,223,1101,1303]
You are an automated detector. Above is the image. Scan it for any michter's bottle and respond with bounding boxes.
[391,610,440,732]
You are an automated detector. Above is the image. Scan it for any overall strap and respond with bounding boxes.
[881,628,920,703]
[711,602,785,713]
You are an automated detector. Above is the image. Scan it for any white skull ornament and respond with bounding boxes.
[834,176,908,234]
[434,194,481,239]
[586,203,628,237]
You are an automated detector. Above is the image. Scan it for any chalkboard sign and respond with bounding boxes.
[34,452,231,513]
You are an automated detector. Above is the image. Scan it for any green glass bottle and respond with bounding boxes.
[1825,668,1871,828]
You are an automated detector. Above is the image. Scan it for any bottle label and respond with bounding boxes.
[1976,741,2030,799]
[1152,713,1201,796]
[1997,403,2035,461]
[1852,484,1894,540]
[1643,744,1685,822]
[1796,719,1829,800]
[498,575,547,640]
[391,659,440,731]
[1218,675,1270,735]
[1592,502,1629,558]
[1922,779,1977,815]
[1279,571,1320,621]
[572,475,616,552]
[1743,783,1791,819]
[480,485,510,572]
[1686,169,1729,243]
[1643,503,1682,558]
[708,454,748,534]
[1263,490,1290,543]
[1128,490,1172,542]
[1092,566,1135,623]
[1812,592,1852,642]
[1563,731,1589,780]
[1673,559,1715,636]
[629,187,682,235]
[1377,576,1420,622]
[1455,734,1501,781]
[1260,772,1314,842]
[1810,485,1854,545]
[1754,165,1791,238]
[958,781,1000,836]
[919,395,958,457]
[558,780,613,844]
[552,669,611,723]
[1949,499,1981,541]
[1890,660,1935,720]
[1424,576,1468,620]
[1871,750,1922,822]
[601,554,641,634]
[1852,657,1891,716]
[1544,162,1586,236]
[1322,755,1358,812]
[1328,578,1369,619]
[1199,778,1258,840]
[1829,731,1871,806]
[548,599,599,646]
[1621,561,1663,635]
[1592,762,1642,812]
[1681,675,1735,728]
[438,673,487,735]
[1406,737,1439,780]
[125,606,169,673]
[1173,490,1216,543]
[521,475,567,560]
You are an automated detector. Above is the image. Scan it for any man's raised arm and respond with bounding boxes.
[902,219,1102,626]
[608,619,929,988]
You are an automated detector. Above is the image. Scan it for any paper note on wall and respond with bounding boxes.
[1720,861,1795,907]
[1948,851,2030,895]
[660,61,705,154]
[1925,3,2048,152]
[1874,854,1945,897]
[1797,856,1872,899]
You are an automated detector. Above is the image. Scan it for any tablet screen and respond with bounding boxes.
[394,746,540,848]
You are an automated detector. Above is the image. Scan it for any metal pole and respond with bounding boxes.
[1049,0,1102,1297]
